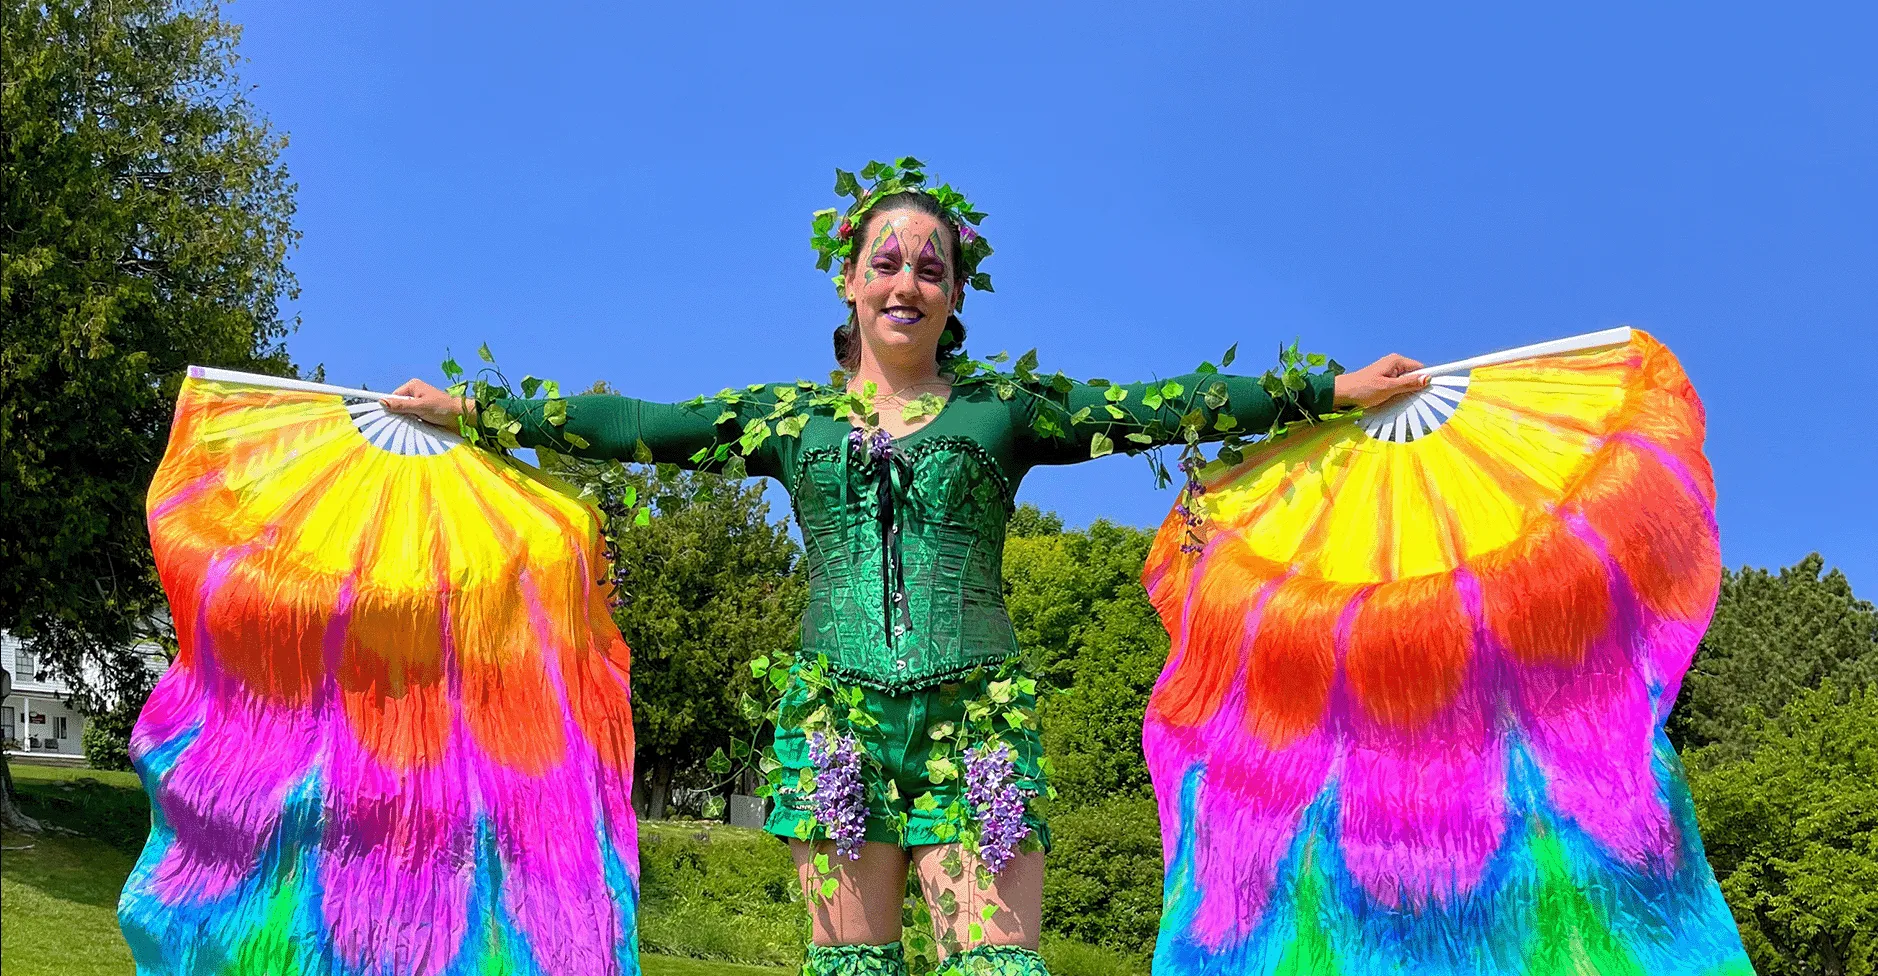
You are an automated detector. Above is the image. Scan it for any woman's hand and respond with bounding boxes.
[383,378,476,428]
[1333,353,1427,410]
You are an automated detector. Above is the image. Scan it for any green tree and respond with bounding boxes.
[1004,507,1171,951]
[2,0,299,826]
[548,455,806,818]
[1687,682,1878,976]
[1672,555,1878,752]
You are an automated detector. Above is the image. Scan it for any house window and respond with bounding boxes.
[1,705,13,743]
[54,716,70,740]
[15,649,35,677]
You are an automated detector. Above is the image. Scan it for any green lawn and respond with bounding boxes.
[0,762,789,976]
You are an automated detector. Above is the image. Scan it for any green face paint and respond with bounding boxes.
[863,219,902,285]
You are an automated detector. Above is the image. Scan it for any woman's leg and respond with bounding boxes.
[791,839,910,946]
[912,844,1044,957]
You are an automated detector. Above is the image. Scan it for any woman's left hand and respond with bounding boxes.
[1333,353,1427,409]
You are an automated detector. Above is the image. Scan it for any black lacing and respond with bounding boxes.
[849,427,915,646]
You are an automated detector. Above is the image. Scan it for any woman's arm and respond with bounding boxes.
[385,379,764,470]
[1018,354,1426,466]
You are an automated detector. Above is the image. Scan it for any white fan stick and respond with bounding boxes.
[190,365,413,403]
[1358,327,1633,444]
[1405,327,1631,379]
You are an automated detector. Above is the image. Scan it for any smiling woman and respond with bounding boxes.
[387,157,1421,976]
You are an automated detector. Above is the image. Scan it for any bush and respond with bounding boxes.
[81,703,140,772]
[635,821,807,965]
[1041,795,1165,954]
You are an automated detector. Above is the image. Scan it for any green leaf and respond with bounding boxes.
[989,679,1016,704]
[821,878,839,899]
[477,343,495,363]
[1162,380,1185,399]
[981,903,999,921]
[834,169,859,197]
[1089,432,1114,458]
[1125,432,1154,444]
[563,432,590,449]
[1015,349,1039,373]
[968,922,984,942]
[1105,385,1128,403]
[1307,352,1327,367]
[1105,405,1125,419]
[701,795,725,819]
[914,791,941,812]
[1221,342,1238,367]
[938,888,959,916]
[926,757,959,783]
[705,748,731,775]
[633,507,651,526]
[1195,361,1218,374]
[749,656,770,677]
[520,375,542,398]
[815,852,832,874]
[1141,390,1164,410]
[441,357,463,381]
[927,721,955,740]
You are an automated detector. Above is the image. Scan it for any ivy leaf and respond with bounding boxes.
[477,343,495,363]
[441,357,463,381]
[821,878,839,899]
[1125,432,1154,445]
[1214,413,1239,432]
[731,738,751,759]
[1015,348,1039,373]
[981,903,999,921]
[1195,361,1218,375]
[914,791,941,812]
[989,679,1016,703]
[777,413,810,437]
[739,419,771,454]
[926,757,959,783]
[834,169,860,197]
[814,852,832,874]
[1221,342,1238,367]
[564,432,590,449]
[1089,432,1114,458]
[634,439,654,464]
[1105,405,1125,419]
[749,656,770,677]
[1105,385,1128,403]
[702,795,725,819]
[633,506,651,526]
[543,398,567,426]
[1161,380,1185,400]
[968,922,984,942]
[1049,372,1073,394]
[927,721,955,740]
[1141,389,1164,410]
[1070,406,1092,424]
[1307,352,1327,367]
[705,748,732,775]
[1203,381,1230,409]
[938,888,959,916]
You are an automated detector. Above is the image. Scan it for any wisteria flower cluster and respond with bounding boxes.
[807,730,869,860]
[963,742,1035,874]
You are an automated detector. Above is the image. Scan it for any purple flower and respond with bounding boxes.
[964,742,1035,873]
[807,731,868,860]
[957,223,979,244]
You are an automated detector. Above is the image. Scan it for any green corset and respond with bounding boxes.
[795,431,1019,690]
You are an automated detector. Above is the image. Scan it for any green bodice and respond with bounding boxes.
[795,432,1019,689]
[500,367,1334,693]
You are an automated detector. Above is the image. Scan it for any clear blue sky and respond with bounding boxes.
[231,1,1876,591]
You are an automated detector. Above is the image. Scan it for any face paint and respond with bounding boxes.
[863,220,902,285]
[921,231,951,297]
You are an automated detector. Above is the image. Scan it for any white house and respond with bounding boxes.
[2,633,169,761]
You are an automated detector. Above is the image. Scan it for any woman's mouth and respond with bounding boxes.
[882,306,924,325]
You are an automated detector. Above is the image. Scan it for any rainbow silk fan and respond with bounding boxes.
[120,368,642,975]
[1141,329,1752,976]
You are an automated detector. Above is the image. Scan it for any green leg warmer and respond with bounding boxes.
[802,942,908,976]
[941,945,1049,976]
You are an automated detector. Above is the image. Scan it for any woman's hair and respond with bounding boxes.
[833,191,968,371]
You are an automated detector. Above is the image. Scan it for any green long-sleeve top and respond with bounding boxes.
[500,370,1336,693]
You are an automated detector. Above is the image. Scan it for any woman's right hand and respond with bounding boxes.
[383,378,476,428]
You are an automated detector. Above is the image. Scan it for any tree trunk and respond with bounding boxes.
[1,752,42,833]
[646,759,674,821]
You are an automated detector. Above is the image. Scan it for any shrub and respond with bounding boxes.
[81,703,140,772]
[1041,795,1165,954]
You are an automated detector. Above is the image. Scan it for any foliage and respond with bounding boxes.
[541,452,805,816]
[1,0,299,715]
[1041,796,1166,954]
[79,700,143,772]
[635,820,807,965]
[1671,554,1878,753]
[1686,682,1878,976]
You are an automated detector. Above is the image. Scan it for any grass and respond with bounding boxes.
[1,761,1143,976]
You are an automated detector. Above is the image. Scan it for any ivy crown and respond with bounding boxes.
[810,157,994,306]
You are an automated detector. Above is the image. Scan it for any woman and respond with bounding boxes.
[390,161,1424,976]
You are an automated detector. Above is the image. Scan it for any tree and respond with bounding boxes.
[547,455,806,819]
[1686,682,1878,976]
[1672,555,1878,752]
[2,0,300,826]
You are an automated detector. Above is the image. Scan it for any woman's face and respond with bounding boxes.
[843,208,958,366]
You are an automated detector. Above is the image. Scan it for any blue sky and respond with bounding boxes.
[232,1,1876,590]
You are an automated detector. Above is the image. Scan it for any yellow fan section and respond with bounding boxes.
[1192,342,1636,584]
[152,379,602,596]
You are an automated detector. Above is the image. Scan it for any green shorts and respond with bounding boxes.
[764,667,1051,851]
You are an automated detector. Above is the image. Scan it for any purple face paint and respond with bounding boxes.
[865,221,903,285]
[921,230,951,296]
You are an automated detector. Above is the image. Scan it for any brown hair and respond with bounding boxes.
[833,191,968,370]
